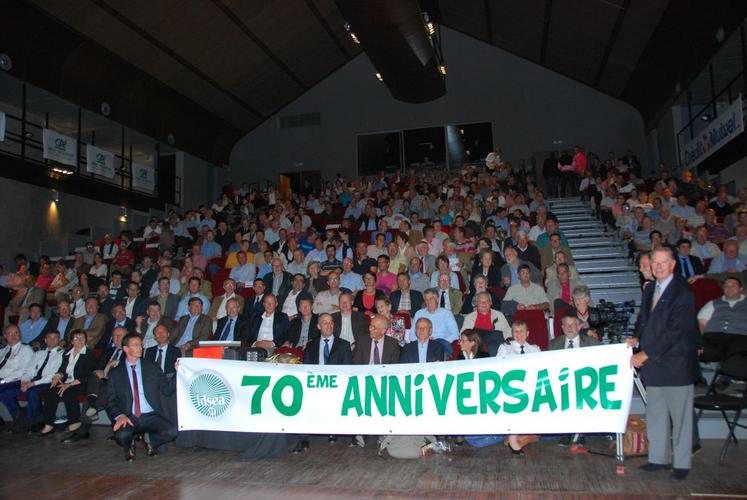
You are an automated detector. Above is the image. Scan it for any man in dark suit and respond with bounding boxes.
[212,298,246,342]
[674,239,705,280]
[390,273,424,314]
[286,297,318,347]
[244,294,290,352]
[37,299,75,344]
[170,297,212,354]
[401,317,445,363]
[96,284,116,317]
[352,314,400,365]
[121,282,147,322]
[144,324,180,376]
[106,333,178,461]
[262,258,293,298]
[97,304,136,350]
[293,313,352,452]
[630,247,700,482]
[241,278,268,327]
[331,292,368,345]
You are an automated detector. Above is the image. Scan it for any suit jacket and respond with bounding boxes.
[72,313,109,349]
[331,311,369,342]
[277,289,313,316]
[208,294,245,320]
[144,344,181,375]
[262,272,293,298]
[353,334,400,365]
[673,254,705,277]
[546,278,584,307]
[515,245,542,270]
[135,316,172,338]
[97,317,136,350]
[470,264,503,289]
[540,245,575,270]
[436,287,463,316]
[96,344,124,371]
[287,313,319,347]
[170,314,213,348]
[39,315,75,344]
[244,311,290,346]
[400,339,445,363]
[304,336,353,365]
[417,254,437,276]
[57,348,96,384]
[213,315,247,341]
[106,358,175,420]
[98,297,116,317]
[390,289,424,314]
[121,296,148,321]
[10,286,45,323]
[634,275,701,386]
[241,293,268,326]
[500,261,543,285]
[549,334,600,350]
[159,293,181,319]
[178,280,213,300]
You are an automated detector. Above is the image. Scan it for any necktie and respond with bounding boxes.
[155,348,163,368]
[651,283,662,311]
[568,339,574,349]
[440,291,446,308]
[112,348,121,363]
[131,365,142,418]
[0,347,12,370]
[219,318,234,341]
[520,345,525,354]
[33,350,51,381]
[70,301,77,316]
[323,338,330,364]
[373,340,381,365]
[681,257,690,279]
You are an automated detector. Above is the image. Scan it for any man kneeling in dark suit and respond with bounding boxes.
[400,317,445,363]
[294,313,353,453]
[107,333,178,461]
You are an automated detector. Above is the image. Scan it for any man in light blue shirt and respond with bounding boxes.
[229,251,256,288]
[20,303,47,344]
[412,289,459,356]
[200,230,222,259]
[175,278,209,318]
[339,258,363,293]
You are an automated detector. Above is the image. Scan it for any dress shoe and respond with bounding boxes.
[62,431,90,443]
[146,444,158,457]
[639,463,671,472]
[328,436,337,444]
[293,440,309,453]
[125,445,136,462]
[348,435,365,448]
[85,407,98,418]
[671,469,689,481]
[38,427,55,437]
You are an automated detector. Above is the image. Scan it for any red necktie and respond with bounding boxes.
[131,364,142,417]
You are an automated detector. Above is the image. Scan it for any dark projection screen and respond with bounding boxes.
[357,132,402,176]
[403,127,446,168]
[446,122,494,167]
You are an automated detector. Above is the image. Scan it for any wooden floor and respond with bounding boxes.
[1,428,746,499]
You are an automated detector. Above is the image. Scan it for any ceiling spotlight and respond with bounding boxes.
[51,190,60,203]
[119,206,128,223]
[24,131,33,139]
[52,167,74,175]
[438,65,447,75]
[344,22,360,44]
[427,22,436,35]
[700,114,711,122]
[375,72,383,81]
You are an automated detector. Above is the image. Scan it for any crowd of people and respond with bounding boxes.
[0,148,745,478]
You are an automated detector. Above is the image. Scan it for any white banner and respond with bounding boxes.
[177,344,634,435]
[43,128,78,167]
[680,95,744,169]
[132,161,155,192]
[0,112,5,142]
[86,144,115,178]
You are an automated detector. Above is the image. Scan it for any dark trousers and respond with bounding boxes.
[115,412,177,453]
[560,172,578,197]
[25,383,49,421]
[546,177,560,198]
[701,332,747,362]
[42,383,86,425]
[0,381,22,420]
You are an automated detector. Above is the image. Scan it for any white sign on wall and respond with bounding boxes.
[680,95,744,169]
[85,144,115,178]
[131,161,155,192]
[42,128,77,167]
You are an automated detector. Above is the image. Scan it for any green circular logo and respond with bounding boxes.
[189,371,232,418]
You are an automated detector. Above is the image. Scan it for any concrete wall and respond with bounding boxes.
[719,155,747,189]
[0,177,148,268]
[230,27,646,184]
[177,152,218,209]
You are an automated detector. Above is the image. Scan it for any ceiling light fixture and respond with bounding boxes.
[51,190,60,203]
[438,65,447,75]
[375,72,383,81]
[119,206,128,223]
[344,22,360,44]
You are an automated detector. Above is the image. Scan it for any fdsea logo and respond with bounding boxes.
[189,371,232,418]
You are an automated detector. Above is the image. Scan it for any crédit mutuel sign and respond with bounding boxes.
[177,344,634,435]
[680,95,744,169]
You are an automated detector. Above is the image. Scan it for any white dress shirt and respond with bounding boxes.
[257,313,275,343]
[0,343,34,382]
[22,346,64,385]
[339,314,354,344]
[497,342,540,357]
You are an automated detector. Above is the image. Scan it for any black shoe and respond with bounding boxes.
[293,440,309,453]
[134,433,144,442]
[62,431,90,443]
[37,427,55,437]
[671,469,689,481]
[125,445,136,462]
[558,436,572,447]
[146,444,158,457]
[692,443,702,456]
[328,436,337,444]
[639,463,671,472]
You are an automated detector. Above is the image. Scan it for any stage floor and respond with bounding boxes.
[1,428,746,499]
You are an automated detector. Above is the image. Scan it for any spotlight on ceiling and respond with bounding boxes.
[119,206,128,223]
[375,72,383,81]
[438,65,447,75]
[423,13,436,36]
[700,114,711,122]
[51,190,60,203]
[344,22,360,44]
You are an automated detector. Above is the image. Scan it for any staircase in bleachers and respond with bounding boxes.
[547,197,642,305]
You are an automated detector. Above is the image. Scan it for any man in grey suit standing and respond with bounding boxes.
[629,247,700,482]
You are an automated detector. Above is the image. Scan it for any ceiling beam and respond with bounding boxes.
[484,0,493,44]
[593,0,631,88]
[305,0,351,59]
[211,0,308,90]
[539,0,553,64]
[88,0,264,119]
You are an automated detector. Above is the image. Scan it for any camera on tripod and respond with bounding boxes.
[588,300,636,344]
